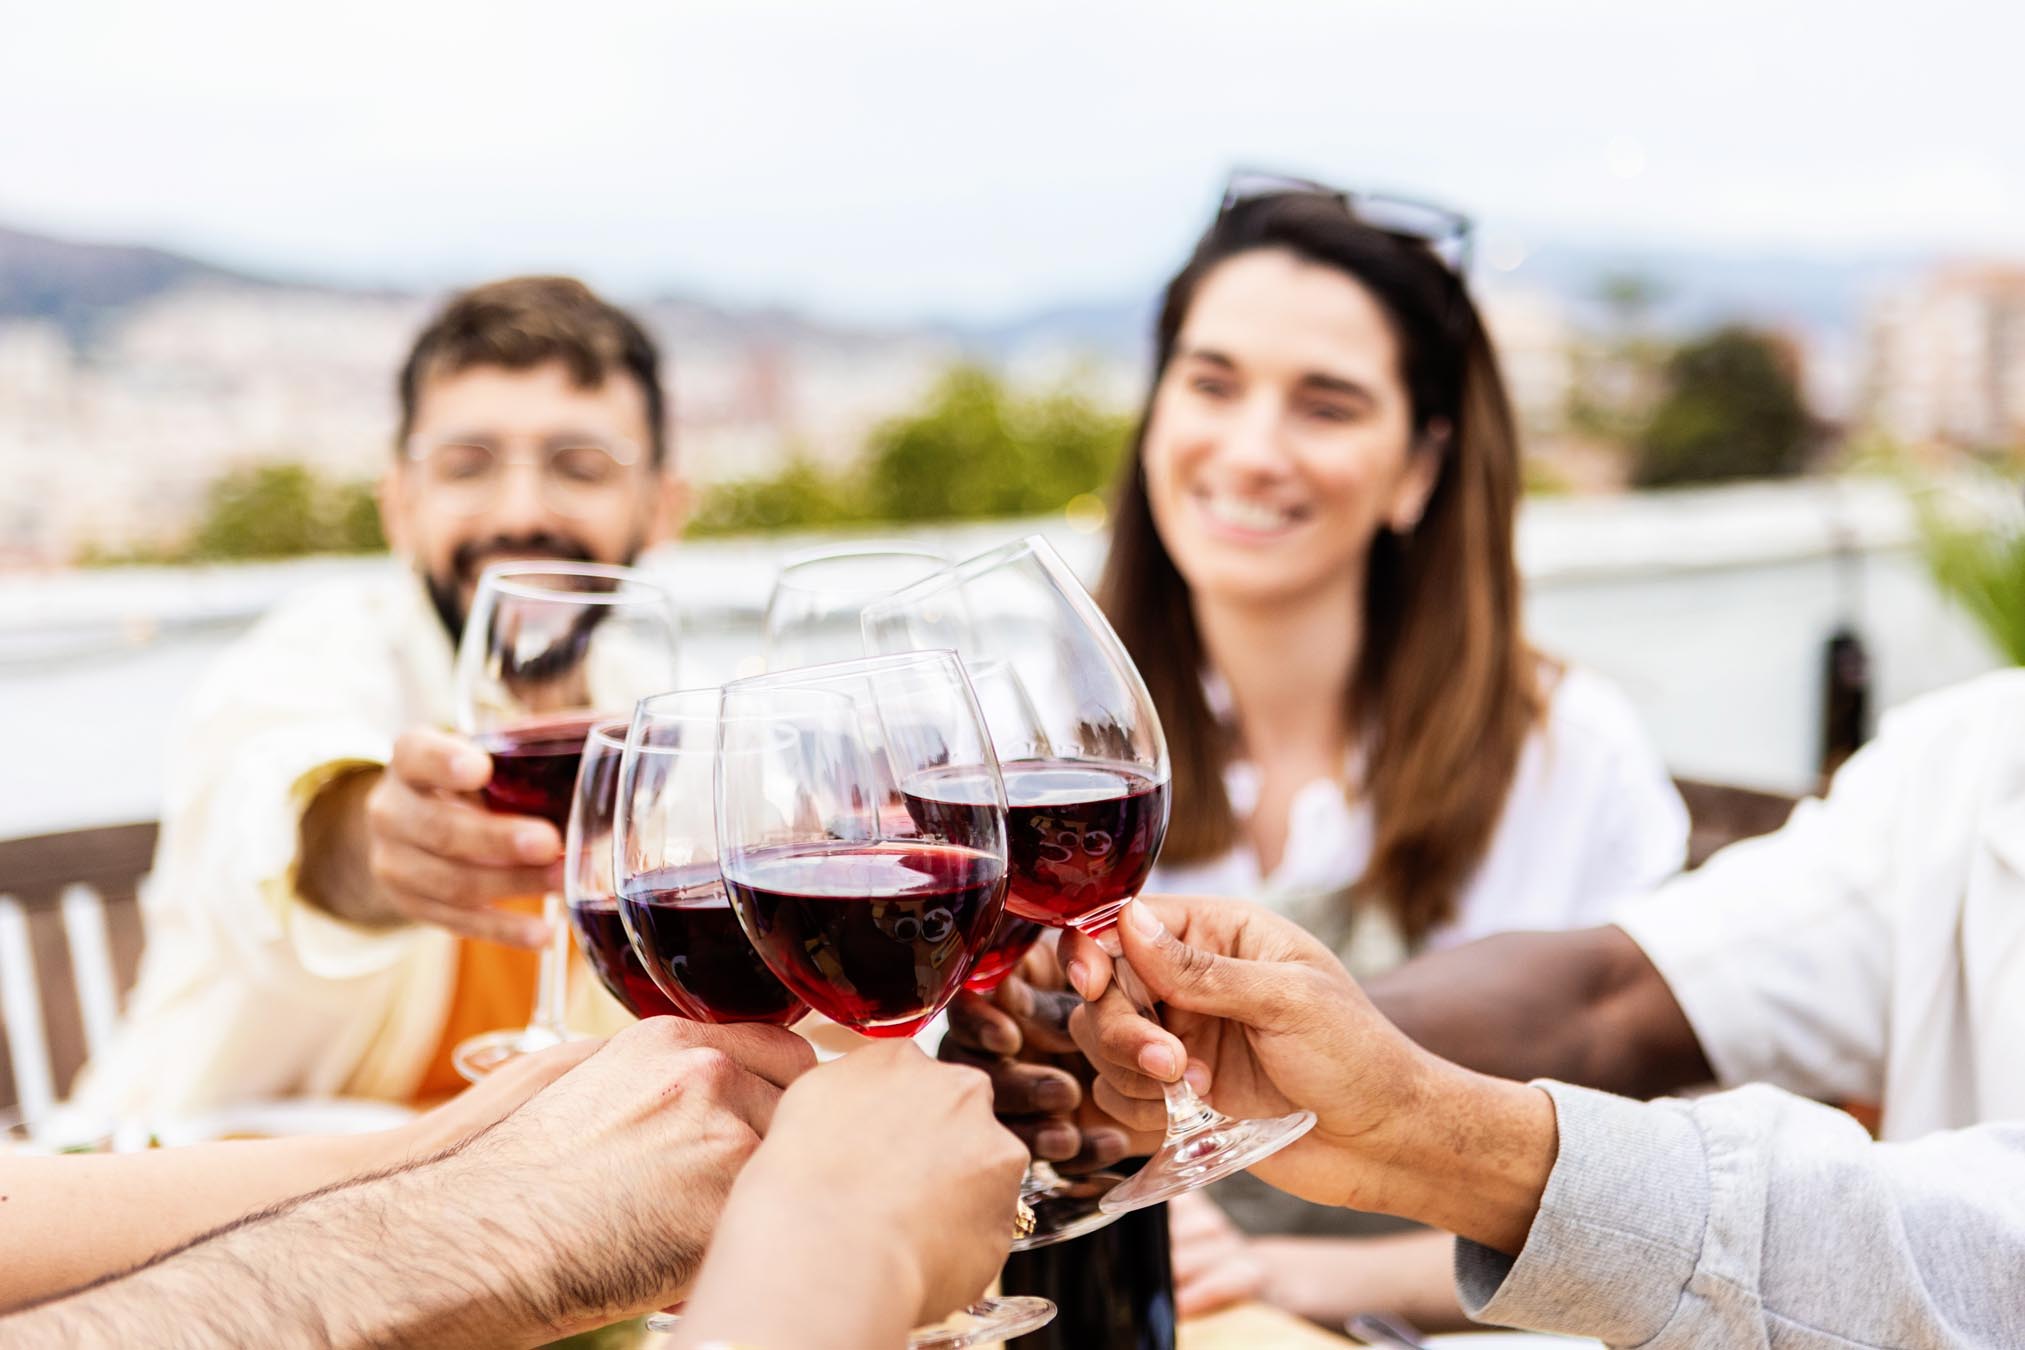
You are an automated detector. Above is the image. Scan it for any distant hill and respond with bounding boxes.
[0,225,283,336]
[0,218,1943,361]
[1506,241,1933,339]
[955,295,1157,362]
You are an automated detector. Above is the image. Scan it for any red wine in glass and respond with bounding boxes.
[909,758,1168,936]
[965,913,1045,993]
[567,894,689,1019]
[619,863,808,1026]
[478,714,601,831]
[721,840,1005,1037]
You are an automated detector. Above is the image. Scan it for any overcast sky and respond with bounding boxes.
[4,0,2020,322]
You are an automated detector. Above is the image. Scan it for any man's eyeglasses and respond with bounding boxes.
[1220,168,1475,274]
[403,434,645,518]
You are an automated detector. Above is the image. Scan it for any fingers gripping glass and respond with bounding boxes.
[863,537,1316,1222]
[404,433,645,518]
[1222,167,1475,274]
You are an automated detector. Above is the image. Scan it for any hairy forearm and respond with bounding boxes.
[297,766,400,926]
[1,1141,685,1349]
[1365,926,1712,1099]
[0,1133,390,1312]
[1355,1061,1559,1256]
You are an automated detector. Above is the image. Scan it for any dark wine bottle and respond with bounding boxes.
[1000,1200,1175,1350]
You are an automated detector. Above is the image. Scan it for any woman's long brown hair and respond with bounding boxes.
[1097,193,1544,945]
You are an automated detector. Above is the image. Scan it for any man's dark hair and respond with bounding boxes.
[396,276,668,466]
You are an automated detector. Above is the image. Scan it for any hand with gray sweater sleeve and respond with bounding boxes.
[1067,895,2025,1350]
[1459,1081,2025,1348]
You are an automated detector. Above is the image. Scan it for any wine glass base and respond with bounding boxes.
[1097,1109,1317,1215]
[1010,1169,1126,1251]
[451,1025,575,1083]
[908,1296,1056,1348]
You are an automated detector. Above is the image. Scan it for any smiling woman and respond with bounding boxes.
[1086,179,1689,1330]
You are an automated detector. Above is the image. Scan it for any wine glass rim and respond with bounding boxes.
[723,647,967,691]
[631,686,724,723]
[772,540,949,585]
[862,533,1063,615]
[584,717,632,751]
[474,559,661,604]
[629,686,809,754]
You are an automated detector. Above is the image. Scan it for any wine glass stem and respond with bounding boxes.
[532,891,570,1037]
[1096,930,1221,1138]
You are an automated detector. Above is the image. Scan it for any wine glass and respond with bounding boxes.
[955,660,1047,995]
[614,690,808,1027]
[760,543,961,1051]
[863,535,1316,1219]
[716,650,1056,1349]
[760,542,950,670]
[451,560,679,1080]
[563,721,693,1020]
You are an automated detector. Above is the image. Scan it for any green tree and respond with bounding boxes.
[181,462,386,561]
[189,463,326,559]
[1633,326,1813,487]
[685,366,1132,536]
[686,454,869,536]
[330,478,389,553]
[861,366,1129,523]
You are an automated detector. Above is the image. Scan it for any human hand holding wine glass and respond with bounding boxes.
[358,726,564,948]
[714,649,1056,1348]
[675,1040,1033,1350]
[451,560,678,1081]
[863,535,1315,1220]
[1058,893,1556,1261]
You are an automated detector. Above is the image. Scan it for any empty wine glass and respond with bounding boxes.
[864,536,1315,1220]
[450,560,679,1081]
[760,542,950,670]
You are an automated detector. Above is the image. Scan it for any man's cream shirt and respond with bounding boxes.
[74,565,632,1116]
[1615,667,2025,1138]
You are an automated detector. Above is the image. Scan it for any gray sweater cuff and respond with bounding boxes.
[1454,1081,1708,1342]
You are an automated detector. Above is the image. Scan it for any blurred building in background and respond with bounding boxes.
[9,218,2025,568]
[0,242,980,565]
[1862,264,2025,451]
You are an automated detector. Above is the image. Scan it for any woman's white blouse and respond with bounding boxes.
[1149,666,1689,971]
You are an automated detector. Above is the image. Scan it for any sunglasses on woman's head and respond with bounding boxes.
[1219,168,1475,275]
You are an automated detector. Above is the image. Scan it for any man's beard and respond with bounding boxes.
[422,530,641,642]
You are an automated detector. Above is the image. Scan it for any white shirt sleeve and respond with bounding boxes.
[1611,693,1924,1105]
[1457,1080,2025,1347]
[147,581,424,985]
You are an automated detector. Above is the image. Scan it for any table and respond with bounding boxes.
[1181,1301,1358,1347]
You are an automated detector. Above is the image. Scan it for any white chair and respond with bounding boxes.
[0,823,155,1135]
